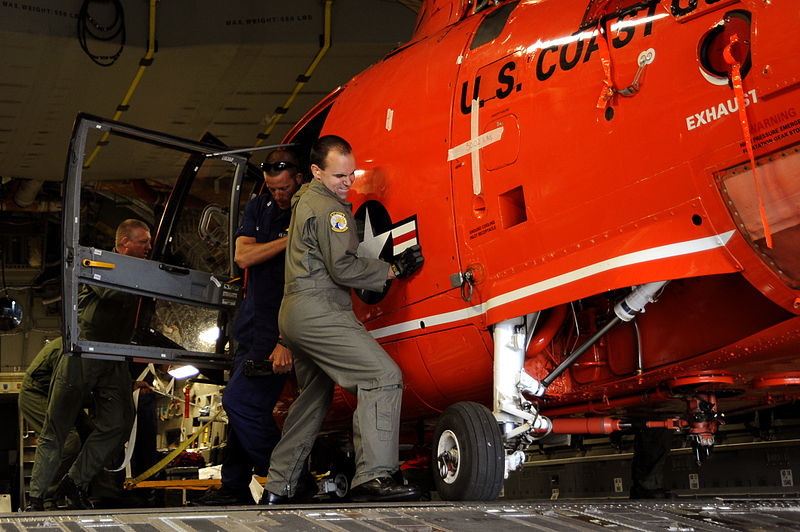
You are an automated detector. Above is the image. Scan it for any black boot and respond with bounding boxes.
[350,477,420,502]
[261,491,290,505]
[260,474,318,505]
[57,475,93,510]
[24,496,44,511]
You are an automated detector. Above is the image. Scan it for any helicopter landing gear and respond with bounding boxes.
[432,401,504,501]
[687,392,722,463]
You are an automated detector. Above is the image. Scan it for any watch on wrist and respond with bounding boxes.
[391,263,400,276]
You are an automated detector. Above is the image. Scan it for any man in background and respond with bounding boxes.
[26,219,151,511]
[19,337,93,508]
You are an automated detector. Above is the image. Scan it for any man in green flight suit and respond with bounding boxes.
[26,219,151,511]
[263,135,424,504]
[19,337,94,508]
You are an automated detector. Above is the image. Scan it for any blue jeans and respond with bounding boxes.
[220,342,288,489]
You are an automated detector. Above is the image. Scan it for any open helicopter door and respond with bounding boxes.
[61,113,256,369]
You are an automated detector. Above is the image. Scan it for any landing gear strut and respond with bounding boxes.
[491,282,669,482]
[430,283,670,500]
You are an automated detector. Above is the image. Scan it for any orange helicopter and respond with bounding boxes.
[62,0,799,503]
[275,0,800,500]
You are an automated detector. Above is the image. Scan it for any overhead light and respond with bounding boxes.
[0,296,23,331]
[168,365,199,379]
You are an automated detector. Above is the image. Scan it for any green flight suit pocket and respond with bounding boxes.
[376,391,399,441]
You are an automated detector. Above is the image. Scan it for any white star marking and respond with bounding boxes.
[357,207,391,258]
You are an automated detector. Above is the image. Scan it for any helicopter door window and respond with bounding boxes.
[62,114,246,367]
[470,1,519,50]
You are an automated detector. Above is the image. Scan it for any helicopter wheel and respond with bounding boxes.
[432,401,504,501]
[328,471,350,500]
[310,438,354,500]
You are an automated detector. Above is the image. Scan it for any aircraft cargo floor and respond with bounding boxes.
[3,497,799,531]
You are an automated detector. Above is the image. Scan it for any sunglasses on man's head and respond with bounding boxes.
[261,161,297,173]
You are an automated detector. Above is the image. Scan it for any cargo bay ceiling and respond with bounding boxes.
[0,0,420,184]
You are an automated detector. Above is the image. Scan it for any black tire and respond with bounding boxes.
[431,401,504,501]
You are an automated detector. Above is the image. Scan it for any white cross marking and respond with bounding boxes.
[447,98,504,195]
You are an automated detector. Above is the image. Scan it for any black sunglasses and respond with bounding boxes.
[261,161,297,173]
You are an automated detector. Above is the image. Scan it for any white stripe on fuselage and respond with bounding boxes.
[369,231,735,339]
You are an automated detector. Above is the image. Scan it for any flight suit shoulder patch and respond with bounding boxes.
[329,211,348,232]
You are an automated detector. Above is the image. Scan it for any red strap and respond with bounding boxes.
[724,35,773,248]
[595,15,615,109]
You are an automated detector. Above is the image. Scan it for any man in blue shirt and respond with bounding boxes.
[195,149,303,505]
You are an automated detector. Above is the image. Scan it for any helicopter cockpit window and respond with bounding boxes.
[62,114,248,368]
[470,1,519,50]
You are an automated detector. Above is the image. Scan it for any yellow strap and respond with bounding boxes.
[84,0,158,168]
[253,0,332,147]
[132,477,269,491]
[124,409,222,489]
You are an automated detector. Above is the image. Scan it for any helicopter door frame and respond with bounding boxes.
[62,113,246,367]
